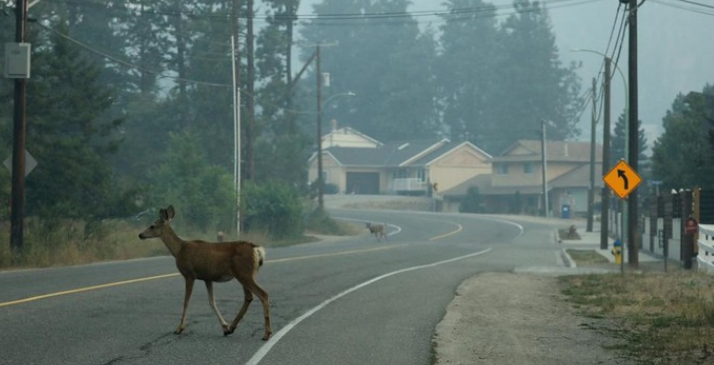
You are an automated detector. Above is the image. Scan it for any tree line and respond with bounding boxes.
[5,0,704,239]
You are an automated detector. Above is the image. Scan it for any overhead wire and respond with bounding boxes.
[32,20,232,88]
[650,0,714,16]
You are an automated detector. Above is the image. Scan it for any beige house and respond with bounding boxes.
[307,128,492,195]
[442,140,603,216]
[322,123,382,149]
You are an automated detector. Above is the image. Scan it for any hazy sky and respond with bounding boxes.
[296,0,714,151]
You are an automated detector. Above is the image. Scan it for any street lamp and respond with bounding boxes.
[571,48,628,258]
[316,91,356,209]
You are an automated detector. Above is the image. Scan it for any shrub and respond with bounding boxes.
[242,181,303,239]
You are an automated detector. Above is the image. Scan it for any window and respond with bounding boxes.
[496,164,509,175]
[524,163,535,174]
[417,168,426,182]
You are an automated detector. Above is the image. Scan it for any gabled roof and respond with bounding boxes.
[549,164,604,189]
[493,140,602,163]
[443,163,604,197]
[409,141,492,167]
[311,138,471,168]
[322,126,383,148]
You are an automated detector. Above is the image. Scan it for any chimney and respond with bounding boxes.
[331,119,338,133]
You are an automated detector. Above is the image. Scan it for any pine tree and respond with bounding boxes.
[25,22,124,219]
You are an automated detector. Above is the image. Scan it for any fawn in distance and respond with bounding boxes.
[366,222,388,242]
[138,205,272,340]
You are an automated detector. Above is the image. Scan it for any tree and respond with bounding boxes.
[22,22,125,220]
[610,111,648,167]
[651,85,714,190]
[148,131,235,232]
[438,0,503,147]
[495,0,581,152]
[300,0,441,142]
[460,186,483,213]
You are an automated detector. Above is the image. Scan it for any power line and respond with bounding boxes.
[33,20,232,88]
[650,0,714,16]
[25,0,600,23]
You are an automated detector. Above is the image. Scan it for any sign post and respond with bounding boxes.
[603,160,643,272]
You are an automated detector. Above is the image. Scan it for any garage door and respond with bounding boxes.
[346,172,380,195]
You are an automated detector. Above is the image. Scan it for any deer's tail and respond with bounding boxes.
[255,246,266,268]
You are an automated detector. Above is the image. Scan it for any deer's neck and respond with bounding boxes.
[160,226,186,258]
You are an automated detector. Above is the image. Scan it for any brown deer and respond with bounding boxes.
[366,222,388,242]
[138,205,272,340]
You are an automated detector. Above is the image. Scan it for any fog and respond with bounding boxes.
[299,0,714,152]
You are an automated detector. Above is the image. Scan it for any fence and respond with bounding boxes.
[697,224,714,273]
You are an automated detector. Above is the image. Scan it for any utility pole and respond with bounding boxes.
[587,77,597,232]
[316,44,324,210]
[541,120,549,217]
[10,0,29,252]
[231,0,241,235]
[601,57,612,249]
[627,0,639,266]
[246,0,255,181]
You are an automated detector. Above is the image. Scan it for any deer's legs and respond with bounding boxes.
[226,285,253,336]
[244,279,272,341]
[175,277,195,334]
[205,281,229,333]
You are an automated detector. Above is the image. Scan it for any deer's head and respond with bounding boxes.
[139,205,175,239]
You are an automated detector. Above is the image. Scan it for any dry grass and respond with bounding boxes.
[561,272,714,364]
[0,214,362,270]
[0,219,168,270]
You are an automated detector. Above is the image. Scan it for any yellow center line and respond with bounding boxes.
[0,243,409,308]
[2,217,466,308]
[0,273,179,308]
[430,223,463,241]
[267,243,408,263]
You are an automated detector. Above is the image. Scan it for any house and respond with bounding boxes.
[307,127,492,195]
[321,122,382,149]
[442,140,604,216]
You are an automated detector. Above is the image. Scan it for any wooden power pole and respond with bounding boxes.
[601,57,612,250]
[627,0,639,266]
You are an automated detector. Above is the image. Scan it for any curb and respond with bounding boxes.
[561,248,577,268]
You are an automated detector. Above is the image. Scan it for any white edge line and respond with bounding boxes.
[245,247,493,365]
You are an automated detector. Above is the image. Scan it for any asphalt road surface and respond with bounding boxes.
[0,209,568,365]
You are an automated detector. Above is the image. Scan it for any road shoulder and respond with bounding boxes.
[432,272,634,365]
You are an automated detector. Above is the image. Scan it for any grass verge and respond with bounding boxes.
[560,272,714,364]
[1,209,362,270]
[566,249,610,266]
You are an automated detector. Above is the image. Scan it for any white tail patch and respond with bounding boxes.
[255,246,266,267]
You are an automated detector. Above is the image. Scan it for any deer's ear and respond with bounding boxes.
[166,205,175,220]
[159,208,168,221]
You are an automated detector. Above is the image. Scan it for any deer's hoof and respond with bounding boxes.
[262,333,271,341]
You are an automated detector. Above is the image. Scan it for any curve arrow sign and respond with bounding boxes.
[617,169,628,190]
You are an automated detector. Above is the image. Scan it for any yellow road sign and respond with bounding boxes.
[603,160,642,199]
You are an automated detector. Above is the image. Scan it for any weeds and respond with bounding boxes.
[561,272,714,364]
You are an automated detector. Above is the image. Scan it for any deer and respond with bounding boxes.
[138,205,272,341]
[366,222,388,242]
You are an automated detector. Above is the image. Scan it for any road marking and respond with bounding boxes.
[268,244,408,263]
[429,222,463,241]
[0,273,179,308]
[244,247,494,365]
[0,244,408,308]
[0,215,497,308]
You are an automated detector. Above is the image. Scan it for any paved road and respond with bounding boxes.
[0,210,569,365]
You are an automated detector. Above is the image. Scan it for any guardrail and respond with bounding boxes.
[697,224,714,273]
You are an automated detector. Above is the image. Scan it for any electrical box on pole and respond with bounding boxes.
[4,43,31,79]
